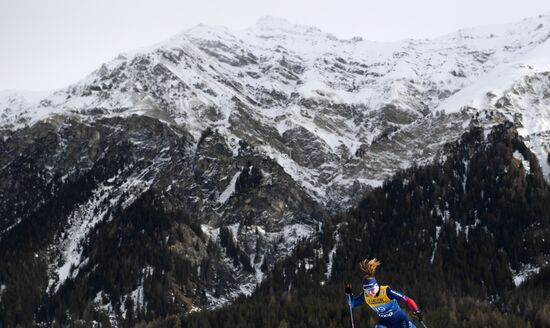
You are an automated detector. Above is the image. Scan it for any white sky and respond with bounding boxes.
[1,0,549,91]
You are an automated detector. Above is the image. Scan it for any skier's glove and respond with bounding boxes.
[414,311,423,322]
[345,284,353,295]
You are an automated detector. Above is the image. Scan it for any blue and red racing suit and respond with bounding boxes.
[348,285,419,328]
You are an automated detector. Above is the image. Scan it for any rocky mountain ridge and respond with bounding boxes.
[1,13,550,326]
[3,14,550,204]
[183,122,550,328]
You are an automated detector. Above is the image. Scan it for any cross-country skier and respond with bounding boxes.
[345,258,424,328]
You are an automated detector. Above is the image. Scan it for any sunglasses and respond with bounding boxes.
[363,285,377,293]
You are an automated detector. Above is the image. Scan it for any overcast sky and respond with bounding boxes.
[1,0,549,91]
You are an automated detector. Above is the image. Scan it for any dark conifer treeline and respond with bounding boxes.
[0,142,132,327]
[182,123,550,328]
[30,190,223,327]
[2,122,549,327]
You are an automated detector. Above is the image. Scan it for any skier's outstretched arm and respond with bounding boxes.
[387,287,422,318]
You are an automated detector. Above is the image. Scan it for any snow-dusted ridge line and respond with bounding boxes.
[3,12,550,128]
[2,12,550,250]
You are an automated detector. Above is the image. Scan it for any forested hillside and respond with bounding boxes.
[183,122,550,328]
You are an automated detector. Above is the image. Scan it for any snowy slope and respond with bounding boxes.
[2,14,550,207]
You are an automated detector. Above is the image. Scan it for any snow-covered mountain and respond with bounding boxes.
[1,13,550,325]
[3,15,550,204]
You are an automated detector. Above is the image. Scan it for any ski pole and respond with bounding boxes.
[414,311,428,328]
[347,295,355,328]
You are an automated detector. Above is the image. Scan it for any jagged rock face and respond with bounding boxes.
[0,113,326,325]
[3,14,550,206]
[1,14,550,326]
[180,123,550,328]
